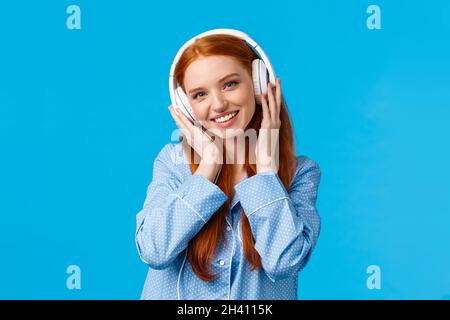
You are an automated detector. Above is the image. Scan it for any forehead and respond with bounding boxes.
[183,55,246,89]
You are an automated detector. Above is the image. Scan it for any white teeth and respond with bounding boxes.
[214,111,237,123]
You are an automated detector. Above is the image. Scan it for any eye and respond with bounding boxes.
[224,80,238,89]
[192,92,205,100]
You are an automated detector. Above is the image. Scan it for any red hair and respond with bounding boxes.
[174,34,297,281]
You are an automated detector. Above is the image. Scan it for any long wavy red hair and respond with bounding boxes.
[174,34,297,281]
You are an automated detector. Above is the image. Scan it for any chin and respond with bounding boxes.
[222,132,241,140]
[224,126,248,140]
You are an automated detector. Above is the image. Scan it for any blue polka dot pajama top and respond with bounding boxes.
[135,142,321,300]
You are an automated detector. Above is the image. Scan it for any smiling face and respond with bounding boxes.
[183,55,256,139]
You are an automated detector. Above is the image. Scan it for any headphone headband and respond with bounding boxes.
[168,28,276,111]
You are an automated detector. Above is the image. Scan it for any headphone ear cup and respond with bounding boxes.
[175,86,198,123]
[252,59,268,105]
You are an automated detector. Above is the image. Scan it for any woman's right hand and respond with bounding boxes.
[168,105,223,168]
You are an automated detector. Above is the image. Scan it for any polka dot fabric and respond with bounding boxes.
[135,142,321,300]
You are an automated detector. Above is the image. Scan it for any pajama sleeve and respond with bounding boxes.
[234,156,321,282]
[135,143,228,269]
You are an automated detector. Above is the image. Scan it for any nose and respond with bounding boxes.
[211,91,228,113]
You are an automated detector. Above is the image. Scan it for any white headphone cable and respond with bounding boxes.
[177,249,188,300]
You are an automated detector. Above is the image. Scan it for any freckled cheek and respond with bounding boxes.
[188,107,205,123]
[228,88,252,106]
[235,87,255,113]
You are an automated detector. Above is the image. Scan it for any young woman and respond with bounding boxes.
[135,29,322,300]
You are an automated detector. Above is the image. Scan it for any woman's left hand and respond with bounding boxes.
[255,78,282,174]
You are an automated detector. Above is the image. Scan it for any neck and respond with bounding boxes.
[223,135,246,167]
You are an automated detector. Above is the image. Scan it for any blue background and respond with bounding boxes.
[1,0,449,299]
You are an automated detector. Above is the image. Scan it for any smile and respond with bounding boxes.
[212,111,239,128]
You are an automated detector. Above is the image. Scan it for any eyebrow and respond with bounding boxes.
[187,73,240,95]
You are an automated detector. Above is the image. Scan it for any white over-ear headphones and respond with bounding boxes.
[168,28,277,124]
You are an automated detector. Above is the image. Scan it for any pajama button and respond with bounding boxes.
[219,260,225,266]
[226,226,232,231]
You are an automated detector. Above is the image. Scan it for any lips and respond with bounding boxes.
[211,110,239,121]
[211,110,239,128]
